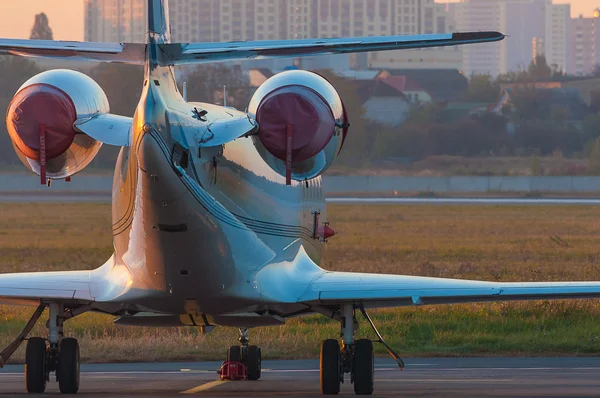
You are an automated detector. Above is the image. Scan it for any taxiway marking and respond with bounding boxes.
[181,380,229,394]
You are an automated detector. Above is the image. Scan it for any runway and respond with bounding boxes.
[1,357,600,397]
[327,197,600,205]
[3,193,600,205]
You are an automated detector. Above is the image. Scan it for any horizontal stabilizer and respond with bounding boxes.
[161,31,505,65]
[0,32,503,65]
[0,39,145,64]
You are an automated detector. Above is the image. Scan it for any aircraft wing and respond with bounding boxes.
[0,271,94,306]
[257,248,600,312]
[0,39,145,64]
[298,272,600,309]
[163,31,504,65]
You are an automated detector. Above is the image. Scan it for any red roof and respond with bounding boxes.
[379,76,424,92]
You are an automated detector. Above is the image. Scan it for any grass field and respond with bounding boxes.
[2,203,600,363]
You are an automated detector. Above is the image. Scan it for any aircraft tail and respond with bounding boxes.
[147,0,171,44]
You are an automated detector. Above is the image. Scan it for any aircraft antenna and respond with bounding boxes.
[223,85,227,107]
[183,81,187,102]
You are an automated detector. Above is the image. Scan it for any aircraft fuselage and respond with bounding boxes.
[111,64,326,320]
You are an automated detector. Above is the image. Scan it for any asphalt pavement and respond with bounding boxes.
[1,357,600,397]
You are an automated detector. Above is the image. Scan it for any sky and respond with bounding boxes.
[0,1,84,41]
[0,0,596,42]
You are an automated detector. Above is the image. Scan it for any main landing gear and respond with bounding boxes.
[320,305,404,395]
[223,328,261,381]
[0,303,82,394]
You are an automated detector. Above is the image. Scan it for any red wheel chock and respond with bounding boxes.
[217,361,248,381]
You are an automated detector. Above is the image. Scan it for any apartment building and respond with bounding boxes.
[569,11,600,76]
[545,3,570,73]
[84,0,146,43]
[454,0,570,77]
[454,0,505,76]
[85,0,456,69]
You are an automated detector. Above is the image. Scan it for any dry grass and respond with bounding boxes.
[323,205,600,281]
[2,203,600,363]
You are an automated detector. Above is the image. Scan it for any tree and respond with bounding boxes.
[89,63,144,116]
[371,121,433,160]
[406,103,441,124]
[507,87,542,123]
[88,63,144,166]
[527,55,552,81]
[30,13,53,40]
[0,56,42,166]
[183,64,250,110]
[513,120,581,156]
[464,74,500,102]
[588,137,600,175]
[583,113,600,143]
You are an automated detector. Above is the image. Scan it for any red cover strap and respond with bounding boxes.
[39,124,46,185]
[286,124,292,186]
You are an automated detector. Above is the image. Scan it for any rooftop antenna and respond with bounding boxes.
[183,81,188,102]
[223,85,227,107]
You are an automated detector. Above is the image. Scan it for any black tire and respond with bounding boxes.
[353,339,374,395]
[25,337,47,394]
[58,338,80,394]
[320,339,341,395]
[227,345,242,363]
[245,345,261,380]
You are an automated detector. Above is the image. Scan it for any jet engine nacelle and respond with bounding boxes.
[248,70,348,182]
[6,69,108,180]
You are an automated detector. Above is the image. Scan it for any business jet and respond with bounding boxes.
[0,0,591,395]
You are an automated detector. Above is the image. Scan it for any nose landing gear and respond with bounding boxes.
[221,328,262,381]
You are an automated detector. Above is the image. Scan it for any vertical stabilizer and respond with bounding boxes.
[148,0,171,44]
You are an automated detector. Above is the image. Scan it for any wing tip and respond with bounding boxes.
[452,31,505,42]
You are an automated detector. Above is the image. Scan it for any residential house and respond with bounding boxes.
[375,69,469,102]
[378,76,433,104]
[354,79,411,127]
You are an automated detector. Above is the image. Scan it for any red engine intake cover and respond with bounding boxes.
[255,85,335,163]
[7,83,77,160]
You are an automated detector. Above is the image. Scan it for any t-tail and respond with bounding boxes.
[146,0,172,74]
[148,0,171,44]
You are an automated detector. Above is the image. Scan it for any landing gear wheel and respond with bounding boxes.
[353,339,374,395]
[245,345,261,380]
[25,337,47,394]
[58,338,80,394]
[227,345,242,363]
[320,339,341,395]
